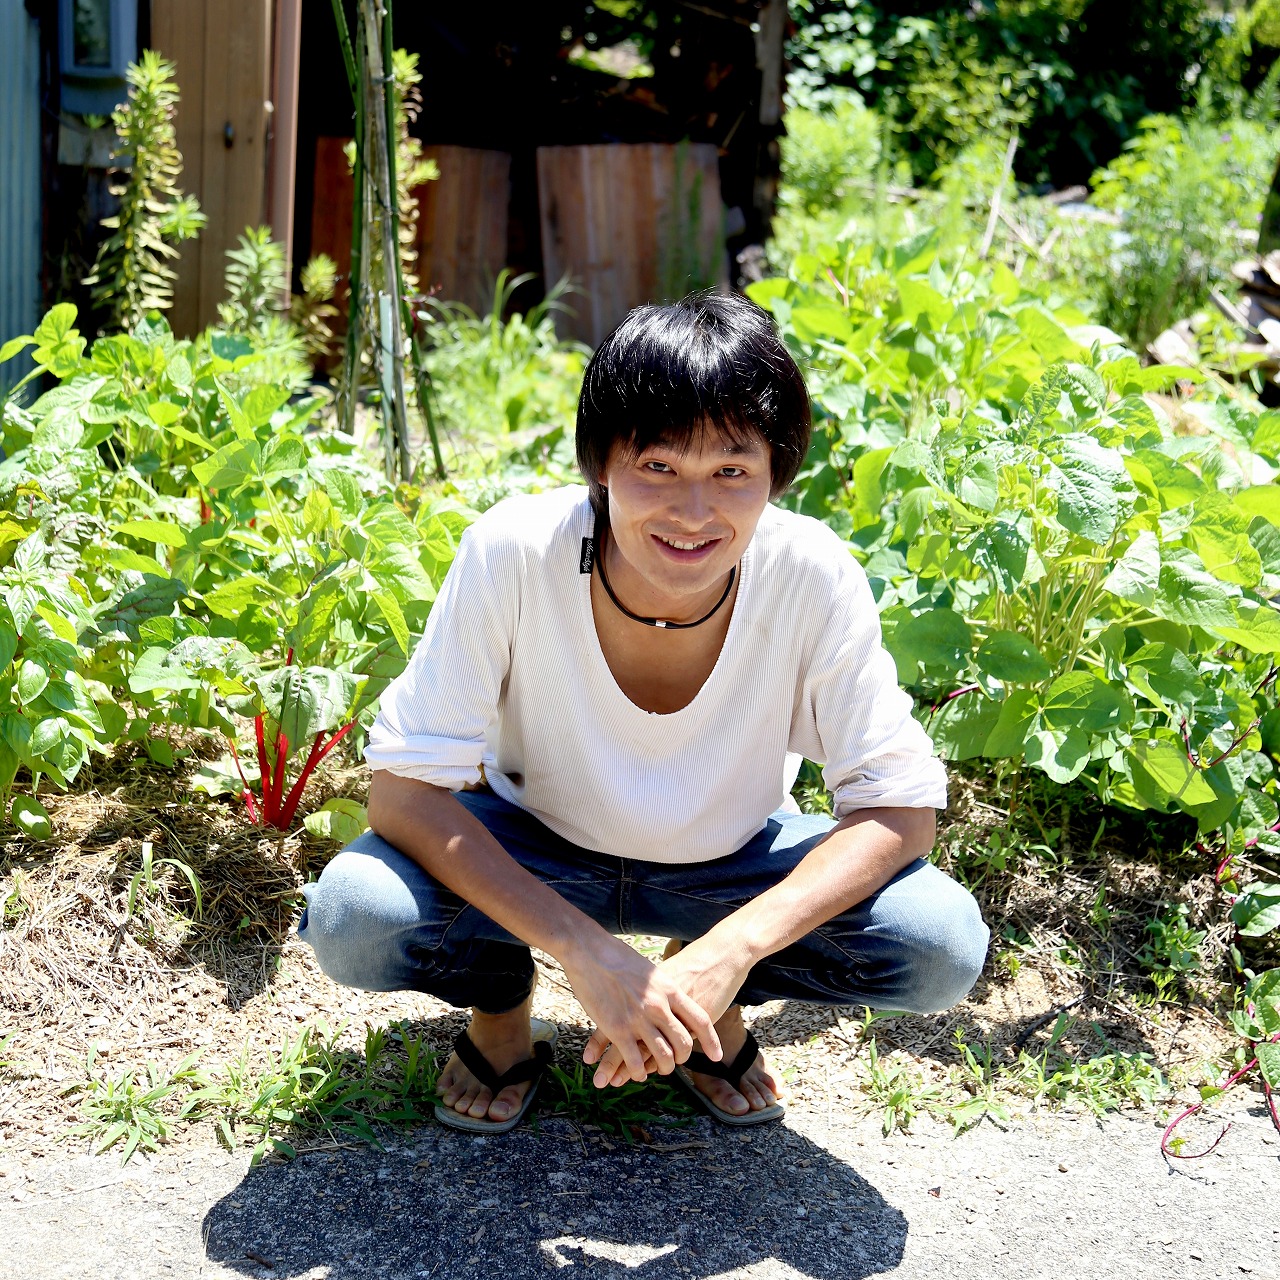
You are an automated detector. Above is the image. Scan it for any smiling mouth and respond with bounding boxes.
[654,534,720,552]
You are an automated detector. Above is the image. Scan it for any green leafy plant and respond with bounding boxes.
[418,270,589,458]
[0,301,473,833]
[859,1036,942,1135]
[67,1047,211,1164]
[291,253,341,369]
[1058,99,1280,348]
[1137,901,1207,1002]
[218,227,289,335]
[82,51,205,331]
[545,1059,695,1140]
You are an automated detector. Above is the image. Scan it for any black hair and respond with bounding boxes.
[575,290,812,519]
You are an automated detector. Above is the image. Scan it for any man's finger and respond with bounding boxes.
[671,991,722,1061]
[643,1032,676,1076]
[582,1029,610,1066]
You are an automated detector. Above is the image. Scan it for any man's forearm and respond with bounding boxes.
[702,806,937,969]
[366,771,610,967]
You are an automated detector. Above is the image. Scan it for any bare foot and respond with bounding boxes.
[686,1005,782,1116]
[661,939,781,1117]
[435,986,538,1123]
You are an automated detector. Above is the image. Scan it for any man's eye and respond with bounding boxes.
[719,467,746,478]
[644,460,672,473]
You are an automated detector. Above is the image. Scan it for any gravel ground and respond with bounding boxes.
[1,1092,1276,1280]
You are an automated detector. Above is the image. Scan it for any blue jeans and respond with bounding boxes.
[298,788,989,1016]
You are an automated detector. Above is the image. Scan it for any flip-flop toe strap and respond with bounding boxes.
[683,1030,761,1088]
[453,1032,552,1093]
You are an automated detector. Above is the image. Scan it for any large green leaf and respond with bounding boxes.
[303,798,369,846]
[975,632,1051,684]
[203,575,279,620]
[1231,883,1280,938]
[1124,643,1205,709]
[1189,496,1261,588]
[1128,737,1219,807]
[1233,486,1280,527]
[1023,725,1090,783]
[193,440,260,492]
[891,608,972,675]
[10,795,52,840]
[1042,671,1133,734]
[966,520,1044,593]
[1048,435,1127,543]
[1102,531,1160,606]
[1213,600,1280,656]
[260,666,357,750]
[1153,554,1239,630]
[983,689,1038,758]
[93,574,187,644]
[1125,451,1204,510]
[115,520,189,548]
[928,692,1002,762]
[1246,970,1280,1036]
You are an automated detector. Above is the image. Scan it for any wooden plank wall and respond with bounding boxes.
[309,141,511,315]
[152,0,273,336]
[537,143,727,347]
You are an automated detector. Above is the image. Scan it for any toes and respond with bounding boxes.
[464,1086,494,1118]
[489,1085,524,1120]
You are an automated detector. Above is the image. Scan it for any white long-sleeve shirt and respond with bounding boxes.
[365,485,947,863]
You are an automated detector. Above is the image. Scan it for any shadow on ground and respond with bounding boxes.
[203,1118,905,1279]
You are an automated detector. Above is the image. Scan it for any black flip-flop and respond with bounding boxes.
[434,1017,558,1134]
[674,1029,785,1127]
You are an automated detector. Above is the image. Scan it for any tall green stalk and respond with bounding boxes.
[330,0,364,437]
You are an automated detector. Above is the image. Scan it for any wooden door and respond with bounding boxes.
[151,0,273,336]
[536,143,727,347]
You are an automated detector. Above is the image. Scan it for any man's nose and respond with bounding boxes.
[676,478,712,523]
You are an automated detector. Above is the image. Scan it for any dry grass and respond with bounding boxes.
[0,748,1255,1159]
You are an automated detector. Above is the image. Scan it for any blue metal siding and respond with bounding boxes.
[0,2,43,396]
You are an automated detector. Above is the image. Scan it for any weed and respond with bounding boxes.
[1006,1013,1166,1115]
[66,1047,210,1164]
[125,840,203,929]
[946,1027,1012,1132]
[1138,902,1207,1001]
[860,1037,942,1136]
[545,1059,695,1140]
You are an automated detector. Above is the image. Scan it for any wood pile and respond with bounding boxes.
[1149,252,1280,388]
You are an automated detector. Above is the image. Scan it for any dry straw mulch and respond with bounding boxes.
[0,751,1244,1159]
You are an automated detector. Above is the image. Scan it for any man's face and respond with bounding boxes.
[598,425,773,612]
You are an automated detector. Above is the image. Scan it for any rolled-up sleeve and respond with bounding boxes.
[788,539,947,816]
[364,519,520,788]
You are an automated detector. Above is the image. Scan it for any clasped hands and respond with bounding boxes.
[563,932,750,1090]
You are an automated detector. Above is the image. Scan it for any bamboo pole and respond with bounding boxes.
[330,0,363,437]
[359,0,410,481]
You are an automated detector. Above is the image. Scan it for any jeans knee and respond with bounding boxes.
[862,870,990,1014]
[904,892,990,1012]
[298,845,428,991]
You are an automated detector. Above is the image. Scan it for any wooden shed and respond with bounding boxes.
[35,1,788,345]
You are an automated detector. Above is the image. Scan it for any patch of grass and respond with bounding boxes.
[545,1059,696,1140]
[65,1046,210,1164]
[203,1019,439,1164]
[860,1038,943,1136]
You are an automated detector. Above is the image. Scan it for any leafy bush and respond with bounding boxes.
[1048,98,1280,349]
[751,224,1280,1074]
[0,304,473,833]
[417,271,589,453]
[788,0,1224,186]
[82,51,206,332]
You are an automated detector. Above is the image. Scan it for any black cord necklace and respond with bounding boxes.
[595,528,737,629]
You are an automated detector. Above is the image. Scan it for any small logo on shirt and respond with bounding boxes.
[579,536,595,574]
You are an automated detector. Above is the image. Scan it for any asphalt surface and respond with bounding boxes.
[1,1096,1277,1280]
